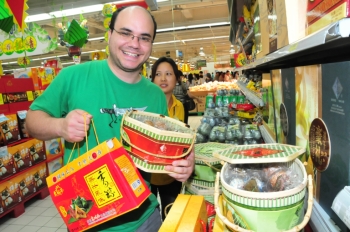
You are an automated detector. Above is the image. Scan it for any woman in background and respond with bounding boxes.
[151,57,184,220]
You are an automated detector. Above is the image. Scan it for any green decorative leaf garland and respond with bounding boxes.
[64,19,87,48]
[0,0,14,33]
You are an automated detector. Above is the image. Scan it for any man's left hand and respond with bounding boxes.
[165,149,195,182]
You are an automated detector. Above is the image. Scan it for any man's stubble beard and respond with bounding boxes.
[111,53,145,73]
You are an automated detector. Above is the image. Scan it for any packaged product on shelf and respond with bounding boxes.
[28,139,46,164]
[31,162,47,191]
[307,0,350,35]
[0,114,21,145]
[17,110,28,138]
[8,143,32,172]
[0,146,15,180]
[0,177,20,215]
[47,157,63,175]
[46,138,151,232]
[45,138,63,161]
[17,171,35,200]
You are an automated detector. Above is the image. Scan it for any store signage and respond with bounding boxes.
[309,118,331,172]
[0,23,57,60]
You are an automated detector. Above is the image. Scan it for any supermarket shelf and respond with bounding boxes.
[235,18,350,72]
[237,81,264,107]
[0,187,49,219]
[259,122,276,143]
[0,159,47,184]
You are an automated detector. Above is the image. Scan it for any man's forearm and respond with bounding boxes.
[26,109,63,141]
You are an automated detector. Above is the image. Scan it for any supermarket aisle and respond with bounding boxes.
[0,116,202,232]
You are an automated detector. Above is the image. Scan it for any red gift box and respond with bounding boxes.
[46,138,151,232]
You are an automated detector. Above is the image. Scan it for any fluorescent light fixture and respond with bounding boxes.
[25,1,135,22]
[157,22,229,33]
[149,56,159,60]
[152,36,228,45]
[62,62,76,65]
[187,22,229,29]
[153,40,181,45]
[156,0,169,2]
[157,26,187,32]
[88,37,105,41]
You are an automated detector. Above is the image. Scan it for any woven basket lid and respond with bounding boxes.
[213,143,305,164]
[194,142,233,165]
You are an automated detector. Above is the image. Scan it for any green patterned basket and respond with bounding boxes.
[121,110,195,172]
[220,159,307,208]
[194,143,233,165]
[213,143,305,164]
[213,143,313,232]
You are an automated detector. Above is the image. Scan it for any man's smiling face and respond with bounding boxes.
[108,7,154,73]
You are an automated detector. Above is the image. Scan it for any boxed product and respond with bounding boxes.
[1,77,35,92]
[46,138,151,232]
[0,114,21,145]
[3,91,35,104]
[8,140,34,172]
[159,194,207,232]
[0,177,20,215]
[307,0,350,35]
[47,157,63,175]
[14,69,31,78]
[0,78,9,114]
[37,67,55,90]
[0,146,16,181]
[17,110,28,138]
[31,162,48,192]
[28,139,46,165]
[17,171,35,200]
[45,138,63,161]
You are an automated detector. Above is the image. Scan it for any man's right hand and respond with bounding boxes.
[60,110,92,143]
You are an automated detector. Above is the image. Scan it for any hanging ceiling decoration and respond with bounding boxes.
[3,0,29,32]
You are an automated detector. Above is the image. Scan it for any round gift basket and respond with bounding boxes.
[120,110,195,173]
[213,143,314,232]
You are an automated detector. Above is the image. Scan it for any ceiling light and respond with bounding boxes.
[25,1,132,22]
[198,47,205,56]
[229,45,235,54]
[156,22,229,33]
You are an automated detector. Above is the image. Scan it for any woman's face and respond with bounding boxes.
[153,62,177,94]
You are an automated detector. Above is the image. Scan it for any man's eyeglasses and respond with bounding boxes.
[111,29,153,44]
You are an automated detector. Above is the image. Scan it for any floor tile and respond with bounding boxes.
[36,227,58,232]
[25,207,48,216]
[1,216,19,225]
[36,200,54,208]
[0,223,8,230]
[60,224,67,229]
[18,225,41,232]
[28,216,53,226]
[25,198,43,207]
[44,217,64,228]
[11,215,38,225]
[56,229,68,232]
[1,224,25,232]
[41,207,59,217]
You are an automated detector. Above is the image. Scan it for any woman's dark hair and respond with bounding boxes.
[177,70,184,85]
[151,57,180,82]
[109,6,157,41]
[188,73,194,84]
